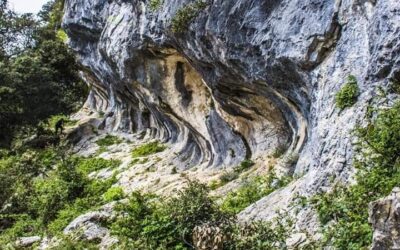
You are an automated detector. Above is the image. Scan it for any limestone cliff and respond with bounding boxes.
[63,0,400,227]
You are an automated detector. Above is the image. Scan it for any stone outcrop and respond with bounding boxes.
[15,236,41,248]
[63,0,400,226]
[369,187,400,250]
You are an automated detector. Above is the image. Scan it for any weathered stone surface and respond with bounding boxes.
[16,236,41,247]
[63,0,400,232]
[369,187,400,250]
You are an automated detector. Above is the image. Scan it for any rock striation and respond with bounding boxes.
[63,0,400,223]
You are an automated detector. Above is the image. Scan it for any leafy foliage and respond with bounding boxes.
[221,172,293,214]
[312,101,400,249]
[171,1,208,33]
[219,170,239,184]
[96,135,123,147]
[111,181,232,249]
[149,0,163,11]
[219,159,255,185]
[335,75,359,110]
[76,157,121,175]
[272,144,287,158]
[131,141,166,158]
[103,186,124,202]
[0,145,119,244]
[228,217,292,249]
[0,0,86,147]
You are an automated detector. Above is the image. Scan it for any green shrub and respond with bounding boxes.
[96,135,123,147]
[47,201,87,234]
[208,179,222,190]
[272,144,287,158]
[0,145,120,242]
[103,186,124,202]
[312,101,400,249]
[171,1,208,33]
[131,141,166,158]
[233,159,255,173]
[77,157,121,174]
[221,172,292,214]
[228,216,292,249]
[391,79,400,94]
[111,181,232,249]
[0,215,42,246]
[219,171,239,184]
[31,176,71,224]
[149,0,163,11]
[218,159,255,185]
[335,75,359,110]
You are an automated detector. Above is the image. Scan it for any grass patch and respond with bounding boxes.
[171,1,208,33]
[96,135,123,147]
[77,157,121,174]
[131,141,166,158]
[335,75,359,110]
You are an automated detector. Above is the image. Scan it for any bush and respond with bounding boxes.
[218,159,255,185]
[111,181,232,249]
[171,1,208,33]
[335,75,359,110]
[131,141,166,158]
[228,216,292,249]
[76,157,121,174]
[103,186,124,202]
[272,144,287,158]
[0,145,119,243]
[149,0,163,11]
[95,135,123,147]
[312,101,400,249]
[221,172,292,214]
[233,159,255,173]
[219,171,239,184]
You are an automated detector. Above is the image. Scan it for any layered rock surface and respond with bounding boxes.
[63,0,400,224]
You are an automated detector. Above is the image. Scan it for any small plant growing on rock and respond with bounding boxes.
[96,135,123,147]
[131,141,166,158]
[149,0,163,11]
[221,172,293,214]
[234,159,255,173]
[219,171,239,184]
[77,157,121,174]
[171,1,208,33]
[171,166,177,174]
[103,186,124,202]
[272,144,287,158]
[335,75,359,110]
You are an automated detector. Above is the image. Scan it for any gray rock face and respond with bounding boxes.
[369,187,400,250]
[63,0,400,223]
[63,203,118,249]
[16,236,41,247]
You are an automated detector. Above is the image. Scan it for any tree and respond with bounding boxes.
[0,0,86,147]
